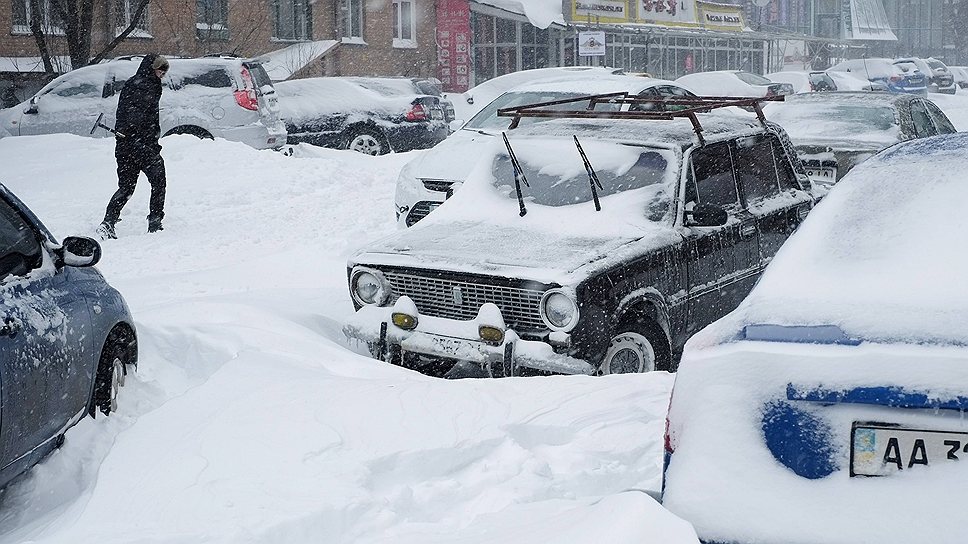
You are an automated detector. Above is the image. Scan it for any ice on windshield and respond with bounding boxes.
[490,138,673,215]
[465,91,617,131]
[766,102,899,145]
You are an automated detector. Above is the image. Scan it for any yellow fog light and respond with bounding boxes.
[479,325,505,345]
[391,312,418,330]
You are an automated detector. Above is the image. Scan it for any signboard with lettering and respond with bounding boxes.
[578,30,607,56]
[573,0,628,24]
[697,1,746,32]
[435,0,471,92]
[636,0,698,27]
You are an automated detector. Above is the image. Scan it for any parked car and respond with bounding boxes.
[949,65,968,89]
[344,96,815,378]
[896,57,956,94]
[675,70,794,97]
[395,75,698,227]
[662,131,968,544]
[825,70,889,92]
[765,70,837,93]
[0,182,137,490]
[410,77,456,124]
[828,58,927,95]
[275,77,449,155]
[764,91,957,186]
[0,56,286,149]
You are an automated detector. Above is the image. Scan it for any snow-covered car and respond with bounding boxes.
[0,182,137,490]
[675,70,794,98]
[0,56,286,149]
[949,65,968,89]
[275,77,449,155]
[661,131,968,544]
[395,75,697,227]
[765,91,957,186]
[896,57,956,94]
[825,70,889,92]
[449,66,625,123]
[344,96,815,378]
[828,58,927,95]
[764,70,837,93]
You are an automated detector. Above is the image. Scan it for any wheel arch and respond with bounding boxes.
[611,291,674,371]
[342,121,391,151]
[163,124,214,139]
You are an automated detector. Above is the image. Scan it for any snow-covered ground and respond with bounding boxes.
[0,91,966,543]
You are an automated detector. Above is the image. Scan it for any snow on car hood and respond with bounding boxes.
[764,98,902,150]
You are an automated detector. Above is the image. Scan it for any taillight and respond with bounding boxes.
[405,103,428,121]
[235,66,259,111]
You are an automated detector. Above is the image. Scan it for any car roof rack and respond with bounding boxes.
[497,93,786,146]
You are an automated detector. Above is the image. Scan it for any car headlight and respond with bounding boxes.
[540,289,579,331]
[351,268,388,306]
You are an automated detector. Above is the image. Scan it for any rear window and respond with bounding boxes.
[169,69,233,89]
[928,60,946,70]
[245,63,274,94]
[736,72,772,86]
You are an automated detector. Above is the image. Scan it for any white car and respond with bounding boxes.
[675,70,794,98]
[765,70,837,93]
[662,131,968,544]
[396,75,697,227]
[825,70,888,92]
[0,56,287,149]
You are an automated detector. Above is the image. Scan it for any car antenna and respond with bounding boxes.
[502,132,529,217]
[862,51,872,85]
[573,135,603,211]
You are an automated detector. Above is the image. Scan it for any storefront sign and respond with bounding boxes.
[578,30,607,56]
[637,0,698,27]
[573,0,628,24]
[435,0,471,92]
[698,1,746,32]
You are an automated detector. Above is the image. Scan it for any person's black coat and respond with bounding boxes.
[115,54,163,157]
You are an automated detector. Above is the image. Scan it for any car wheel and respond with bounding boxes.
[343,127,388,155]
[600,316,671,375]
[90,330,132,417]
[163,125,214,140]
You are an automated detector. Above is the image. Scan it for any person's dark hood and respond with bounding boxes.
[136,54,160,78]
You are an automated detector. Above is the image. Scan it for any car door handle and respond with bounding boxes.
[0,316,20,338]
[741,224,757,237]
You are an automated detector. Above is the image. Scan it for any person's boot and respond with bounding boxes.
[96,220,117,240]
[147,218,163,233]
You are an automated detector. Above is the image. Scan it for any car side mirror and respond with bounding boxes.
[449,119,464,132]
[24,96,38,114]
[57,236,102,267]
[685,203,728,227]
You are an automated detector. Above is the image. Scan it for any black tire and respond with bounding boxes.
[163,125,214,140]
[89,328,133,417]
[599,314,672,375]
[341,126,389,155]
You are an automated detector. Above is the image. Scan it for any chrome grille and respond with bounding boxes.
[383,271,547,331]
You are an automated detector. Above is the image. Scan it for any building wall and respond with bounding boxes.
[328,0,438,77]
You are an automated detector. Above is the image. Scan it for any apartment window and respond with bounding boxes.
[392,0,415,47]
[196,0,228,40]
[343,0,363,39]
[116,0,150,36]
[273,0,312,40]
[11,0,63,34]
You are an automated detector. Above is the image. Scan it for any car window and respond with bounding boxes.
[630,87,661,112]
[0,197,42,280]
[910,100,938,137]
[169,69,233,89]
[735,72,772,86]
[770,135,799,190]
[734,136,781,202]
[466,91,596,130]
[690,142,739,209]
[924,100,957,134]
[808,73,836,91]
[43,73,103,99]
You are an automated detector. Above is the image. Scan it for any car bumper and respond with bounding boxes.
[386,123,449,153]
[343,299,595,376]
[220,121,287,150]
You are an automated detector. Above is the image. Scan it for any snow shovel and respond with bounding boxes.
[90,113,127,139]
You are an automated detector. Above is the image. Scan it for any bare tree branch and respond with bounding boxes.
[89,0,152,64]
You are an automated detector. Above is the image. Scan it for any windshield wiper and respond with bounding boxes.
[573,136,603,211]
[502,132,529,217]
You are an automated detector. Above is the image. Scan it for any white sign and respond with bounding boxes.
[578,31,606,57]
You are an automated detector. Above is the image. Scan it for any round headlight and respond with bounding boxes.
[353,271,385,305]
[541,290,579,331]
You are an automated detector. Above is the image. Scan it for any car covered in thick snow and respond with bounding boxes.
[275,77,449,155]
[0,182,137,490]
[828,58,928,95]
[0,56,287,149]
[765,91,957,186]
[661,132,968,544]
[344,96,815,378]
[675,70,794,98]
[395,75,697,227]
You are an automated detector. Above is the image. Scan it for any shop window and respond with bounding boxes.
[392,0,415,47]
[496,17,515,43]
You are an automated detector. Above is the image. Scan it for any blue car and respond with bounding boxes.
[0,183,136,490]
[828,57,928,95]
[662,132,968,544]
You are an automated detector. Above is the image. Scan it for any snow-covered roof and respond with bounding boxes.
[257,40,339,82]
[692,131,968,348]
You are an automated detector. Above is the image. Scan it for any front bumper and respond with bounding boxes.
[343,299,595,376]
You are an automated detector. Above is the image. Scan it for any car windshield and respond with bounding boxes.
[928,60,946,70]
[767,102,899,143]
[736,72,773,86]
[465,91,617,131]
[489,138,674,216]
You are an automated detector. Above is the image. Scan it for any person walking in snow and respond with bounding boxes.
[98,53,169,239]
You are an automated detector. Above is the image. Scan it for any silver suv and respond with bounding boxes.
[0,56,286,149]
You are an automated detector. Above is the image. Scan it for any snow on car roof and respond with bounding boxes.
[508,75,680,95]
[692,131,968,348]
[275,77,421,121]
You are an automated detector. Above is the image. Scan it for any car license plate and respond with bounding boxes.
[851,424,968,476]
[805,166,836,183]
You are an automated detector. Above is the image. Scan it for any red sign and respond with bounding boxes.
[436,0,471,92]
